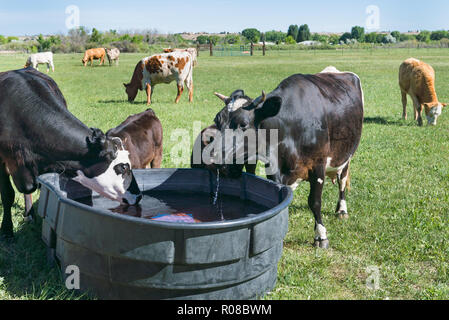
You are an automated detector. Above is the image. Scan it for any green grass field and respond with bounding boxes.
[0,48,448,300]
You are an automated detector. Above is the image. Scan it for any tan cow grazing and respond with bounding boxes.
[123,51,194,105]
[107,108,163,169]
[163,48,198,66]
[399,58,447,126]
[82,48,106,67]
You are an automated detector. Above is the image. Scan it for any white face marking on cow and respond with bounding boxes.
[73,149,133,204]
[427,104,443,126]
[227,98,248,112]
[317,178,324,185]
[315,224,328,241]
[289,179,303,191]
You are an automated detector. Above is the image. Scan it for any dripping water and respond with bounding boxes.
[213,169,224,221]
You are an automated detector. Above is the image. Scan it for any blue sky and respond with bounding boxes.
[1,0,449,35]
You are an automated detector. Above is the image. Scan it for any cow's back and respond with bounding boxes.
[262,72,364,163]
[399,58,436,97]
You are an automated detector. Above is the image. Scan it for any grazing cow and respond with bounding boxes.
[124,51,194,105]
[399,58,446,126]
[24,52,54,72]
[0,67,142,239]
[106,48,120,66]
[191,123,256,175]
[210,68,364,248]
[163,48,198,66]
[82,48,106,67]
[107,108,163,169]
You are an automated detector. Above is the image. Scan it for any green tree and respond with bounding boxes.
[297,24,311,42]
[339,32,352,43]
[196,35,208,44]
[328,34,340,44]
[287,25,299,41]
[208,35,220,45]
[351,26,365,42]
[242,28,261,43]
[365,32,378,43]
[37,34,52,51]
[89,28,102,43]
[391,31,401,40]
[285,35,296,44]
[265,30,286,44]
[416,30,431,42]
[0,35,6,44]
[430,30,449,41]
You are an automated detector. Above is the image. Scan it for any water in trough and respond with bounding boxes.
[74,189,268,224]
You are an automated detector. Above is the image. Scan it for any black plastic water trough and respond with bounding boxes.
[37,169,293,300]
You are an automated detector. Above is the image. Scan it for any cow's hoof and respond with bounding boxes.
[338,212,349,220]
[314,239,329,249]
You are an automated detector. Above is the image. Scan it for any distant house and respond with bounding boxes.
[298,40,322,46]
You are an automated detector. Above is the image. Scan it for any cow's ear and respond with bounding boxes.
[442,103,448,107]
[123,83,129,88]
[255,96,282,124]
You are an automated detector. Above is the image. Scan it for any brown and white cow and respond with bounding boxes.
[163,48,198,66]
[123,51,194,105]
[106,48,120,66]
[107,108,163,169]
[399,58,447,126]
[82,48,107,67]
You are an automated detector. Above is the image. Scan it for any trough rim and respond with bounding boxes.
[37,168,293,231]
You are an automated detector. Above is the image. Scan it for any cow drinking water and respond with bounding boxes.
[209,69,364,248]
[0,67,142,239]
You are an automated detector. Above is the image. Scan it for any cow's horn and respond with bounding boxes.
[261,90,266,103]
[214,92,229,102]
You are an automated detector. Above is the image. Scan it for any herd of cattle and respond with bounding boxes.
[0,48,445,249]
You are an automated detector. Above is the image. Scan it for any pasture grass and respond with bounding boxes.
[0,48,448,300]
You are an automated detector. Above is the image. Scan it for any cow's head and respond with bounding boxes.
[424,102,447,126]
[210,90,282,178]
[73,128,142,205]
[123,82,138,102]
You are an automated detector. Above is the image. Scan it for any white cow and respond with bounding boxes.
[25,52,54,72]
[106,48,120,66]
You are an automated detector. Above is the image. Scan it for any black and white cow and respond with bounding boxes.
[0,67,142,239]
[211,68,364,248]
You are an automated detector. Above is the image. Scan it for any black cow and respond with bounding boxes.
[211,68,364,248]
[0,67,142,239]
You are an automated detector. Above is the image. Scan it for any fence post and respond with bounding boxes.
[210,42,213,56]
[250,42,254,56]
[263,38,266,56]
[197,43,200,57]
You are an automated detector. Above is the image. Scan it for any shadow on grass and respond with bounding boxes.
[0,201,88,300]
[364,116,415,126]
[97,99,148,105]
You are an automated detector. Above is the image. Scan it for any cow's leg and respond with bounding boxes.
[401,91,408,120]
[411,95,421,124]
[24,194,34,222]
[185,77,194,103]
[46,63,50,73]
[146,83,152,105]
[412,97,424,126]
[335,162,350,219]
[151,149,163,169]
[308,164,328,249]
[175,83,184,104]
[50,61,55,72]
[0,163,15,239]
